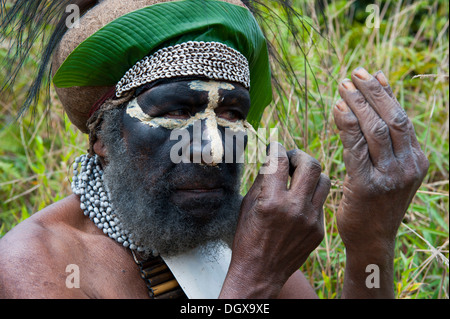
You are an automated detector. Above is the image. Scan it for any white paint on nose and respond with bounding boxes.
[188,81,234,166]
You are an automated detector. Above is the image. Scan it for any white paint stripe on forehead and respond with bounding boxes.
[188,80,235,94]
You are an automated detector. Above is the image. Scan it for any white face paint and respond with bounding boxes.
[126,80,254,165]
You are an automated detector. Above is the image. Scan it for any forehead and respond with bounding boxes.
[137,79,250,102]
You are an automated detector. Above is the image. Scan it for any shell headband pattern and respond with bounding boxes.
[115,41,251,98]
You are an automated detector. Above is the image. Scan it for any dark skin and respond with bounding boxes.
[333,68,429,298]
[0,79,317,298]
[219,68,428,299]
[123,80,248,219]
[0,67,428,298]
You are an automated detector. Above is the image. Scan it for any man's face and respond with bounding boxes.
[100,79,250,256]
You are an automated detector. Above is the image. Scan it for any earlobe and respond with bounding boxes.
[93,137,108,158]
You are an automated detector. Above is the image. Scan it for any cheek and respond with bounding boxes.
[122,114,175,163]
[122,113,249,167]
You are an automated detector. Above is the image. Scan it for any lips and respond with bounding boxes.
[174,181,225,198]
[175,184,225,195]
[174,179,226,191]
[166,163,238,195]
[177,188,222,192]
[171,184,225,221]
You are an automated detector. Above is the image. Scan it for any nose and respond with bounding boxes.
[190,117,223,166]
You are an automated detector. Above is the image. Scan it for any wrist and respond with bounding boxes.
[219,261,286,299]
[344,238,395,262]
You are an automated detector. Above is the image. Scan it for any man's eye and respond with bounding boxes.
[218,110,241,122]
[164,109,191,119]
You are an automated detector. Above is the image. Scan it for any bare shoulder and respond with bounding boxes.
[0,195,148,299]
[0,195,90,298]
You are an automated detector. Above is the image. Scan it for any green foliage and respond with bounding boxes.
[250,0,449,299]
[0,0,448,299]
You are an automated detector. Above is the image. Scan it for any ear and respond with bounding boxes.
[93,136,108,158]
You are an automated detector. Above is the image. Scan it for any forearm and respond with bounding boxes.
[341,245,395,299]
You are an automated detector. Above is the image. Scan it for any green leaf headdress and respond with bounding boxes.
[52,0,272,129]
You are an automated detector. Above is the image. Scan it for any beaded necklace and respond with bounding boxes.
[71,154,186,299]
[71,154,147,253]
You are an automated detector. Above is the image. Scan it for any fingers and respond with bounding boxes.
[333,99,371,173]
[374,71,422,152]
[259,142,290,195]
[287,149,330,207]
[245,169,265,202]
[374,70,396,100]
[338,79,394,167]
[287,149,321,198]
[349,67,413,158]
[311,173,331,211]
[256,144,330,211]
[245,143,288,203]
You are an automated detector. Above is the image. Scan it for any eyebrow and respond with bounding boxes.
[126,97,250,132]
[219,89,250,107]
[137,87,205,110]
[136,82,249,114]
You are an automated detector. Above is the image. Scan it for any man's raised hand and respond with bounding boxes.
[220,143,330,298]
[333,67,429,298]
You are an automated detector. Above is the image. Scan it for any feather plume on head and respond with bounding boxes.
[0,0,327,138]
[0,0,98,118]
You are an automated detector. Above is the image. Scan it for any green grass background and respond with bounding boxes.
[1,0,448,298]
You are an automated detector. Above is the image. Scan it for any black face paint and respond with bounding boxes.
[99,79,251,255]
[122,79,250,215]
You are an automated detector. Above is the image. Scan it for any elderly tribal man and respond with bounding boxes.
[0,0,428,299]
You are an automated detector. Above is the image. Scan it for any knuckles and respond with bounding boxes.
[312,215,325,245]
[304,156,322,177]
[342,114,361,135]
[351,91,369,107]
[254,191,323,234]
[368,118,390,140]
[404,151,429,186]
[395,145,429,186]
[368,150,429,195]
[364,79,387,100]
[286,196,308,215]
[277,154,290,171]
[418,153,430,177]
[245,147,326,249]
[287,149,323,179]
[388,110,410,132]
[254,194,286,215]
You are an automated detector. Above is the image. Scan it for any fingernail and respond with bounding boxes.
[335,99,349,112]
[375,71,389,87]
[341,79,356,91]
[354,67,371,80]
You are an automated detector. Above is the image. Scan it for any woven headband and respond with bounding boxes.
[115,41,250,98]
